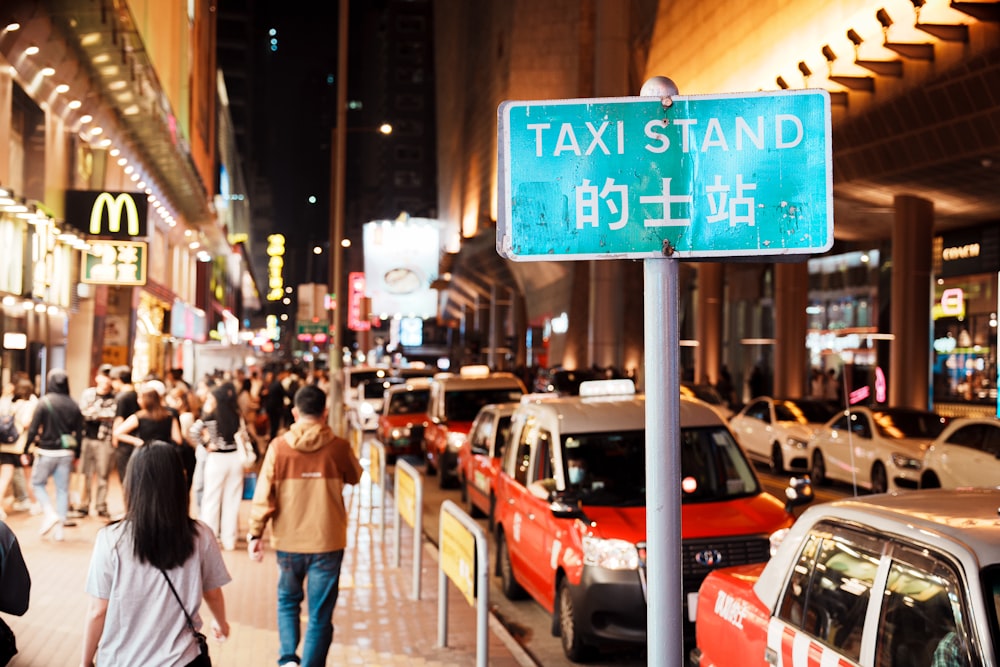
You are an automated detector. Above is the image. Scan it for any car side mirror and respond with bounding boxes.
[528,478,556,501]
[784,476,814,512]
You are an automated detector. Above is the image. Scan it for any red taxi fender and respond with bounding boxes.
[694,563,770,667]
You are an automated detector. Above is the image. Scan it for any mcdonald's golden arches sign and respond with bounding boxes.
[64,190,148,238]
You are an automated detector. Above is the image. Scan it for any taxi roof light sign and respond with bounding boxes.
[578,379,636,397]
[497,89,832,261]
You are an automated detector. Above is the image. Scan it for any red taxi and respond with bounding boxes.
[492,380,810,661]
[376,378,431,460]
[423,366,525,488]
[692,489,1000,667]
[457,402,518,527]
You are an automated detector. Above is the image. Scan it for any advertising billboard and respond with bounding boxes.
[363,218,440,319]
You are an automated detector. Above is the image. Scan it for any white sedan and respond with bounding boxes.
[729,397,837,474]
[808,406,949,494]
[920,417,1000,489]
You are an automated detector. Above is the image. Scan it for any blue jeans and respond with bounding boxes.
[276,550,345,667]
[32,454,73,521]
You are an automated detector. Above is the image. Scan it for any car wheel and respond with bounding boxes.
[498,531,526,600]
[870,462,888,494]
[424,446,436,475]
[557,578,595,662]
[487,493,496,532]
[769,443,784,475]
[810,451,827,486]
[921,471,941,489]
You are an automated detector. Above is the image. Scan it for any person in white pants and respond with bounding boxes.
[189,383,245,550]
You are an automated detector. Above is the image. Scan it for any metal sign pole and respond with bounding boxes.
[644,256,682,667]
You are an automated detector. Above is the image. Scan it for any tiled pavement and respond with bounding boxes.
[1,465,533,667]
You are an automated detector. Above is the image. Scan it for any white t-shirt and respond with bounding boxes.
[86,520,232,666]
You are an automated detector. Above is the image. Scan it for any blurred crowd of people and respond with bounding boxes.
[0,360,358,667]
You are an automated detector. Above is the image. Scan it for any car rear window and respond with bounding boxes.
[444,388,524,421]
[388,389,429,414]
[558,426,761,507]
[775,399,837,424]
[872,410,949,439]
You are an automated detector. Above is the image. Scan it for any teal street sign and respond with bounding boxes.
[497,89,832,261]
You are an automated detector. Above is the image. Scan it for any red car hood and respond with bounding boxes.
[580,493,792,543]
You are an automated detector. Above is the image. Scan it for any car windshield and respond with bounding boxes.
[775,399,838,424]
[560,426,760,507]
[444,388,524,421]
[362,380,397,399]
[348,370,386,388]
[871,410,948,439]
[388,389,429,415]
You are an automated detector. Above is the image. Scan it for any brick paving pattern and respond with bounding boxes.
[1,466,530,666]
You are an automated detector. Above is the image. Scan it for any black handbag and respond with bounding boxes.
[0,616,17,666]
[159,569,211,666]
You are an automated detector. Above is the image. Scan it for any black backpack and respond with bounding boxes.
[0,413,17,444]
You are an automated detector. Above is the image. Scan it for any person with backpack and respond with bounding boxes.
[0,379,39,521]
[20,369,83,542]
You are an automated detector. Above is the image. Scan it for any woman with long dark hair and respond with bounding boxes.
[81,441,230,666]
[113,382,182,449]
[190,383,244,551]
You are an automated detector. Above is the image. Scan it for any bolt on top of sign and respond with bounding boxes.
[497,89,832,261]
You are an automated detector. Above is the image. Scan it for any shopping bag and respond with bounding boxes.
[242,472,257,500]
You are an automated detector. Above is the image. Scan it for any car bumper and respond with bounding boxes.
[571,566,647,646]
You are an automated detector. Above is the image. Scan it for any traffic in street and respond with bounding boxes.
[362,433,852,667]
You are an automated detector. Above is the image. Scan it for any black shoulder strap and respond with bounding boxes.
[159,568,198,634]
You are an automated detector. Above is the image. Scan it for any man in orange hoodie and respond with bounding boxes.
[246,384,362,667]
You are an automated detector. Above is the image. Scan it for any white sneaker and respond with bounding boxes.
[29,502,43,516]
[52,524,64,542]
[11,499,32,512]
[39,513,59,536]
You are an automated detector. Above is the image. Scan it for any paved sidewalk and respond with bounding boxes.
[1,465,532,666]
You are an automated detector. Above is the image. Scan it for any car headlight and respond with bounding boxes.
[891,452,922,470]
[785,437,808,450]
[446,432,466,452]
[391,427,411,440]
[359,403,375,416]
[582,536,639,570]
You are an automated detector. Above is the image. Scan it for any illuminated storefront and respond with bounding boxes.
[932,226,999,416]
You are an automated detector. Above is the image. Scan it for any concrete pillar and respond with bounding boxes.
[695,263,723,385]
[890,195,934,409]
[587,0,630,370]
[774,262,809,398]
[0,64,10,185]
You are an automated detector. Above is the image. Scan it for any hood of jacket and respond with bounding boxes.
[284,419,335,453]
[46,369,70,396]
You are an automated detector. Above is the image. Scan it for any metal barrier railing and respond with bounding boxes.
[392,458,423,600]
[437,499,489,667]
[367,440,387,542]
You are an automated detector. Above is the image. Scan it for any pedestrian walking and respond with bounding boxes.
[246,384,362,667]
[0,519,30,665]
[0,379,39,520]
[20,369,83,542]
[165,384,199,496]
[113,382,182,450]
[190,384,244,551]
[75,365,117,519]
[110,366,139,486]
[80,442,230,667]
